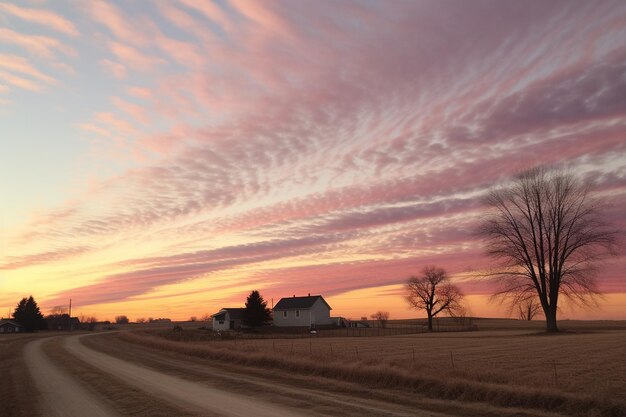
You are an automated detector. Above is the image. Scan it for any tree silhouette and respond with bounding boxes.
[370,311,390,328]
[518,299,542,321]
[115,315,129,324]
[478,168,618,332]
[405,266,463,331]
[13,296,46,332]
[243,290,272,327]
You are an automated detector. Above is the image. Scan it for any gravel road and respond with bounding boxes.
[63,333,309,417]
[24,337,120,417]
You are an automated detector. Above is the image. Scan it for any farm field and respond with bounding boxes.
[119,319,626,416]
[3,319,625,417]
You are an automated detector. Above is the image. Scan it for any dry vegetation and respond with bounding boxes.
[120,319,626,417]
[0,334,42,417]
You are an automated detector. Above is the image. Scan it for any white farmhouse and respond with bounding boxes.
[273,295,332,327]
[211,308,245,331]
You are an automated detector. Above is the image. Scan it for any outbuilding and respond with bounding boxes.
[211,308,245,331]
[273,295,332,328]
[0,319,24,334]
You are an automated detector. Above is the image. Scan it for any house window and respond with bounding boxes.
[283,311,287,318]
[0,327,4,333]
[296,310,300,318]
[219,321,224,325]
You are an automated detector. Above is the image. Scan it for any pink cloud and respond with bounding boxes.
[107,41,164,72]
[99,59,126,79]
[0,54,56,84]
[6,1,624,314]
[94,112,137,135]
[127,87,152,99]
[0,3,79,36]
[111,97,149,124]
[177,0,235,34]
[0,70,41,91]
[0,27,75,58]
[86,0,151,46]
[0,246,91,270]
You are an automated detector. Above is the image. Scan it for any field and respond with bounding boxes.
[3,319,625,417]
[118,318,626,416]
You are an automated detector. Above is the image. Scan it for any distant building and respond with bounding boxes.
[211,308,245,331]
[46,314,80,331]
[273,295,332,328]
[331,317,370,328]
[0,319,24,334]
[148,318,171,323]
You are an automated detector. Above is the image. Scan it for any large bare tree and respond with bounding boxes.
[479,167,617,332]
[405,266,463,331]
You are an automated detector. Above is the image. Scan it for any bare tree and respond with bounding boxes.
[49,305,67,315]
[115,315,129,324]
[136,317,146,324]
[478,167,618,332]
[83,316,98,331]
[370,311,390,328]
[406,266,463,331]
[518,299,542,321]
[189,316,197,322]
[200,313,212,322]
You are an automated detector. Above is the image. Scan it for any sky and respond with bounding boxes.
[0,0,625,322]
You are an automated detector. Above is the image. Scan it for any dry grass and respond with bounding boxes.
[0,334,43,417]
[121,326,626,417]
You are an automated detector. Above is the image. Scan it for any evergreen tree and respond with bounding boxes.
[243,290,272,327]
[13,296,47,332]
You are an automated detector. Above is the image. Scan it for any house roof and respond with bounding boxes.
[273,295,332,311]
[212,308,245,320]
[0,320,22,327]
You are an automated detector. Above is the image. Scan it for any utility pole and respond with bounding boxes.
[69,298,72,331]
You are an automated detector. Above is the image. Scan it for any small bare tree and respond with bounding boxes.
[115,315,129,324]
[370,311,390,328]
[518,299,542,321]
[189,316,197,322]
[479,167,618,332]
[406,266,463,331]
[83,316,98,330]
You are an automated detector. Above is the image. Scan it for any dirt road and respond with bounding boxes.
[64,333,311,417]
[24,337,120,417]
[21,333,552,417]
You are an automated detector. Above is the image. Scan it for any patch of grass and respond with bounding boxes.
[0,334,42,417]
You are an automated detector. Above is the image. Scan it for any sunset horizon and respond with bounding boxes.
[1,0,625,323]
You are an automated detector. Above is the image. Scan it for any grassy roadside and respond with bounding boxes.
[119,331,625,417]
[0,335,42,417]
